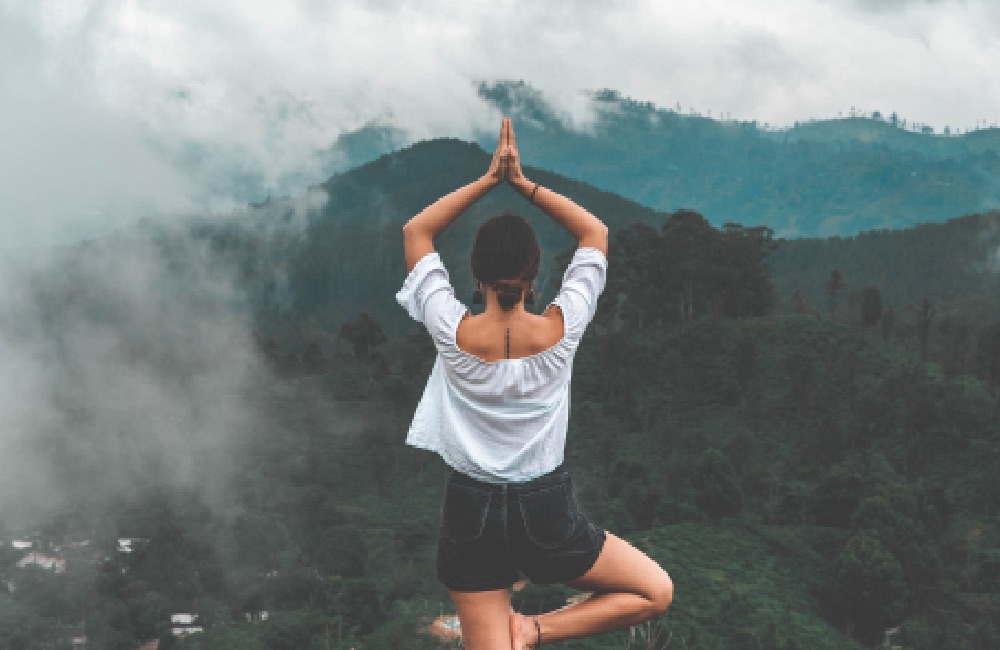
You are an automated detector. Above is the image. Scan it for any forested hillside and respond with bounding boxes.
[767,211,1000,387]
[2,141,999,649]
[769,211,1000,319]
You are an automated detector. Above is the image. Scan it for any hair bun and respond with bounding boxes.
[494,283,523,311]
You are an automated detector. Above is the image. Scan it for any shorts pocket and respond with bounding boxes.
[518,483,579,550]
[441,482,491,544]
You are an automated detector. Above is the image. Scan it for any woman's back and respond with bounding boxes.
[455,308,563,363]
[396,247,606,483]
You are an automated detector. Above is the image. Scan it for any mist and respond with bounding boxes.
[0,220,267,529]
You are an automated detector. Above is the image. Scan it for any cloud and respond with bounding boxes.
[1,0,999,250]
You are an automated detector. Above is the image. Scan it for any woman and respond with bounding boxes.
[397,118,673,649]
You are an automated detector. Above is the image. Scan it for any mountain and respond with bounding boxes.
[767,210,1000,323]
[236,137,666,341]
[326,81,1000,238]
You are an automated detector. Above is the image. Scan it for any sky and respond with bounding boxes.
[2,0,1000,249]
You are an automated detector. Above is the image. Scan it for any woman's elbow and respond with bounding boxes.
[402,221,426,248]
[580,224,609,253]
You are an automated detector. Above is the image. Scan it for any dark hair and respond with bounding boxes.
[471,213,540,311]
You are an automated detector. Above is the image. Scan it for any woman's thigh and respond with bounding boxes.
[566,532,673,605]
[449,588,513,650]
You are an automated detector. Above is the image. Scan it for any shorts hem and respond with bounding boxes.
[523,525,607,585]
[437,577,518,593]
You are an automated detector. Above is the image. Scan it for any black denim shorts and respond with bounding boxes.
[436,466,606,592]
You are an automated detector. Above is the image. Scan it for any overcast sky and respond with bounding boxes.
[2,0,999,249]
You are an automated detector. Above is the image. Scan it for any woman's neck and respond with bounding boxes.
[482,288,529,319]
[482,300,528,319]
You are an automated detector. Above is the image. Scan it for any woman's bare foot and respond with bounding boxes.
[509,612,539,649]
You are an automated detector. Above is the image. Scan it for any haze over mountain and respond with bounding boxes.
[329,81,1000,238]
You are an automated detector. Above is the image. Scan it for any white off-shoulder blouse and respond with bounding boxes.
[395,247,607,483]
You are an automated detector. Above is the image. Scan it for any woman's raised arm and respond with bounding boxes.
[401,119,510,271]
[501,121,608,255]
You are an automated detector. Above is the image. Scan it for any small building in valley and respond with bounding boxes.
[170,613,203,638]
[16,552,66,573]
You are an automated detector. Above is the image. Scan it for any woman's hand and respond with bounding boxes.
[499,118,528,190]
[486,118,530,192]
[485,118,515,186]
[499,119,534,198]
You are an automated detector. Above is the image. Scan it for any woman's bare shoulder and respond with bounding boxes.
[533,309,565,346]
[455,310,564,361]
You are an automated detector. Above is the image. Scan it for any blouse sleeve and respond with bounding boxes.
[396,252,467,349]
[550,247,608,341]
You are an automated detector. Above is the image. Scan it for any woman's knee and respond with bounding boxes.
[646,571,674,616]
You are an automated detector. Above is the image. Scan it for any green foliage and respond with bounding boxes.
[258,610,327,650]
[978,321,1000,387]
[809,465,864,528]
[602,211,776,327]
[832,532,907,643]
[174,623,266,650]
[693,450,743,519]
[768,211,1000,327]
[626,523,863,650]
[340,312,388,361]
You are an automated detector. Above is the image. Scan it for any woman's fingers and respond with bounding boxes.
[491,118,525,183]
[500,119,524,185]
[485,118,507,181]
[494,120,504,163]
[503,117,517,180]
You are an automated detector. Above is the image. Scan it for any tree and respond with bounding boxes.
[608,223,662,327]
[302,342,325,374]
[826,270,844,319]
[881,306,896,339]
[976,321,1000,387]
[851,496,941,596]
[792,289,808,314]
[717,223,777,317]
[809,465,863,527]
[611,211,776,326]
[260,610,326,650]
[832,533,907,644]
[661,210,716,322]
[340,312,388,361]
[859,286,882,328]
[917,298,935,366]
[937,316,970,376]
[693,449,742,518]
